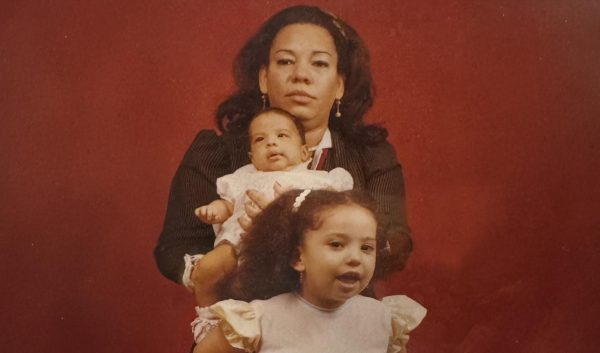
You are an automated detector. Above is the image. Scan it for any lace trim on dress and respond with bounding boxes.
[191,306,221,343]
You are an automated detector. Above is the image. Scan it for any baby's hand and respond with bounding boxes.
[195,205,222,224]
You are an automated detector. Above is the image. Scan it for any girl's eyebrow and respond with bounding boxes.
[325,233,376,242]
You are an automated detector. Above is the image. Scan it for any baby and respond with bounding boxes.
[192,108,353,307]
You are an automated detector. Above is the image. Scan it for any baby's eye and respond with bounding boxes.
[329,241,343,249]
[276,58,294,66]
[277,133,289,138]
[253,137,264,143]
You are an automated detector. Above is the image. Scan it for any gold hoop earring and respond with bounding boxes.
[261,94,268,110]
[335,98,342,118]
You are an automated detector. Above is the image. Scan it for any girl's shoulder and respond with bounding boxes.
[381,295,427,324]
[382,295,427,353]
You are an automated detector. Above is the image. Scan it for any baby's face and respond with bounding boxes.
[249,112,308,171]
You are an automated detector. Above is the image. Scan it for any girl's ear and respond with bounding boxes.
[291,247,305,272]
[259,66,268,94]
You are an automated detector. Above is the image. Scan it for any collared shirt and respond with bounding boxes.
[308,128,332,170]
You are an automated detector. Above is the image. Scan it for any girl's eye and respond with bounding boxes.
[276,58,294,65]
[361,244,375,252]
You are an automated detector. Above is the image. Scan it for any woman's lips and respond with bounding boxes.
[286,90,315,104]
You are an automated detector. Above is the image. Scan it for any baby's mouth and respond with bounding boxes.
[336,272,361,284]
[268,152,283,160]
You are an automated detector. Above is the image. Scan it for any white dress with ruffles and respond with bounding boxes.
[213,162,353,249]
[204,292,426,353]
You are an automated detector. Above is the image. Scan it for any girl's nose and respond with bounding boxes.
[345,247,362,266]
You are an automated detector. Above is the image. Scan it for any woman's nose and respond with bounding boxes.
[291,61,311,83]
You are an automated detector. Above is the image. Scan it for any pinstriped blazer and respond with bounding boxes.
[154,129,412,284]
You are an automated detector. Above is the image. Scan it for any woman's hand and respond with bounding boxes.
[238,182,285,231]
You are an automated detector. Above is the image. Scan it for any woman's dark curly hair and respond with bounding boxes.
[230,189,389,301]
[215,5,387,145]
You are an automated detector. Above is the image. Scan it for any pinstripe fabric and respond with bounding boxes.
[154,129,412,284]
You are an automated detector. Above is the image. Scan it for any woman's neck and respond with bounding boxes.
[304,126,328,148]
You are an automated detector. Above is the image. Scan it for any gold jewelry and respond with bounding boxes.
[261,94,268,110]
[335,98,341,118]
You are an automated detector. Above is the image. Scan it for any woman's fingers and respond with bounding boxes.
[273,181,287,197]
[245,189,270,209]
[237,213,252,232]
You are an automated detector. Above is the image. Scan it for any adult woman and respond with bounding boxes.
[154,5,412,292]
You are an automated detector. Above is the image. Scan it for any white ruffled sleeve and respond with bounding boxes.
[383,295,427,353]
[210,299,261,352]
[215,173,238,205]
[327,167,354,190]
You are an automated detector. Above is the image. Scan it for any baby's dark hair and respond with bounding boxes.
[231,189,388,301]
[247,107,306,146]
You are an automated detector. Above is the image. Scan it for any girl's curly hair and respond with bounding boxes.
[215,5,387,146]
[230,189,389,301]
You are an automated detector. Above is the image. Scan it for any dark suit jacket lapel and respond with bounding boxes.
[224,133,251,171]
[326,131,365,188]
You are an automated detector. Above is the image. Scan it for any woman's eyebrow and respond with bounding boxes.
[273,49,332,57]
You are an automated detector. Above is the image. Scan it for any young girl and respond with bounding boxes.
[192,189,426,353]
[190,108,353,307]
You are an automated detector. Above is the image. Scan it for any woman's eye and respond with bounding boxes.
[276,58,294,65]
[313,60,330,68]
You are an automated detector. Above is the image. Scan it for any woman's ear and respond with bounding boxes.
[335,75,345,100]
[291,247,305,272]
[259,66,268,94]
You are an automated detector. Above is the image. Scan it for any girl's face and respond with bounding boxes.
[293,204,377,309]
[259,23,345,134]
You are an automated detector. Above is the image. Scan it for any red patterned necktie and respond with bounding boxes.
[313,148,330,170]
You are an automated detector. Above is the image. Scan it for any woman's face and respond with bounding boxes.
[259,24,344,133]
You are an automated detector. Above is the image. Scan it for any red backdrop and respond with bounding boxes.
[2,1,599,352]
